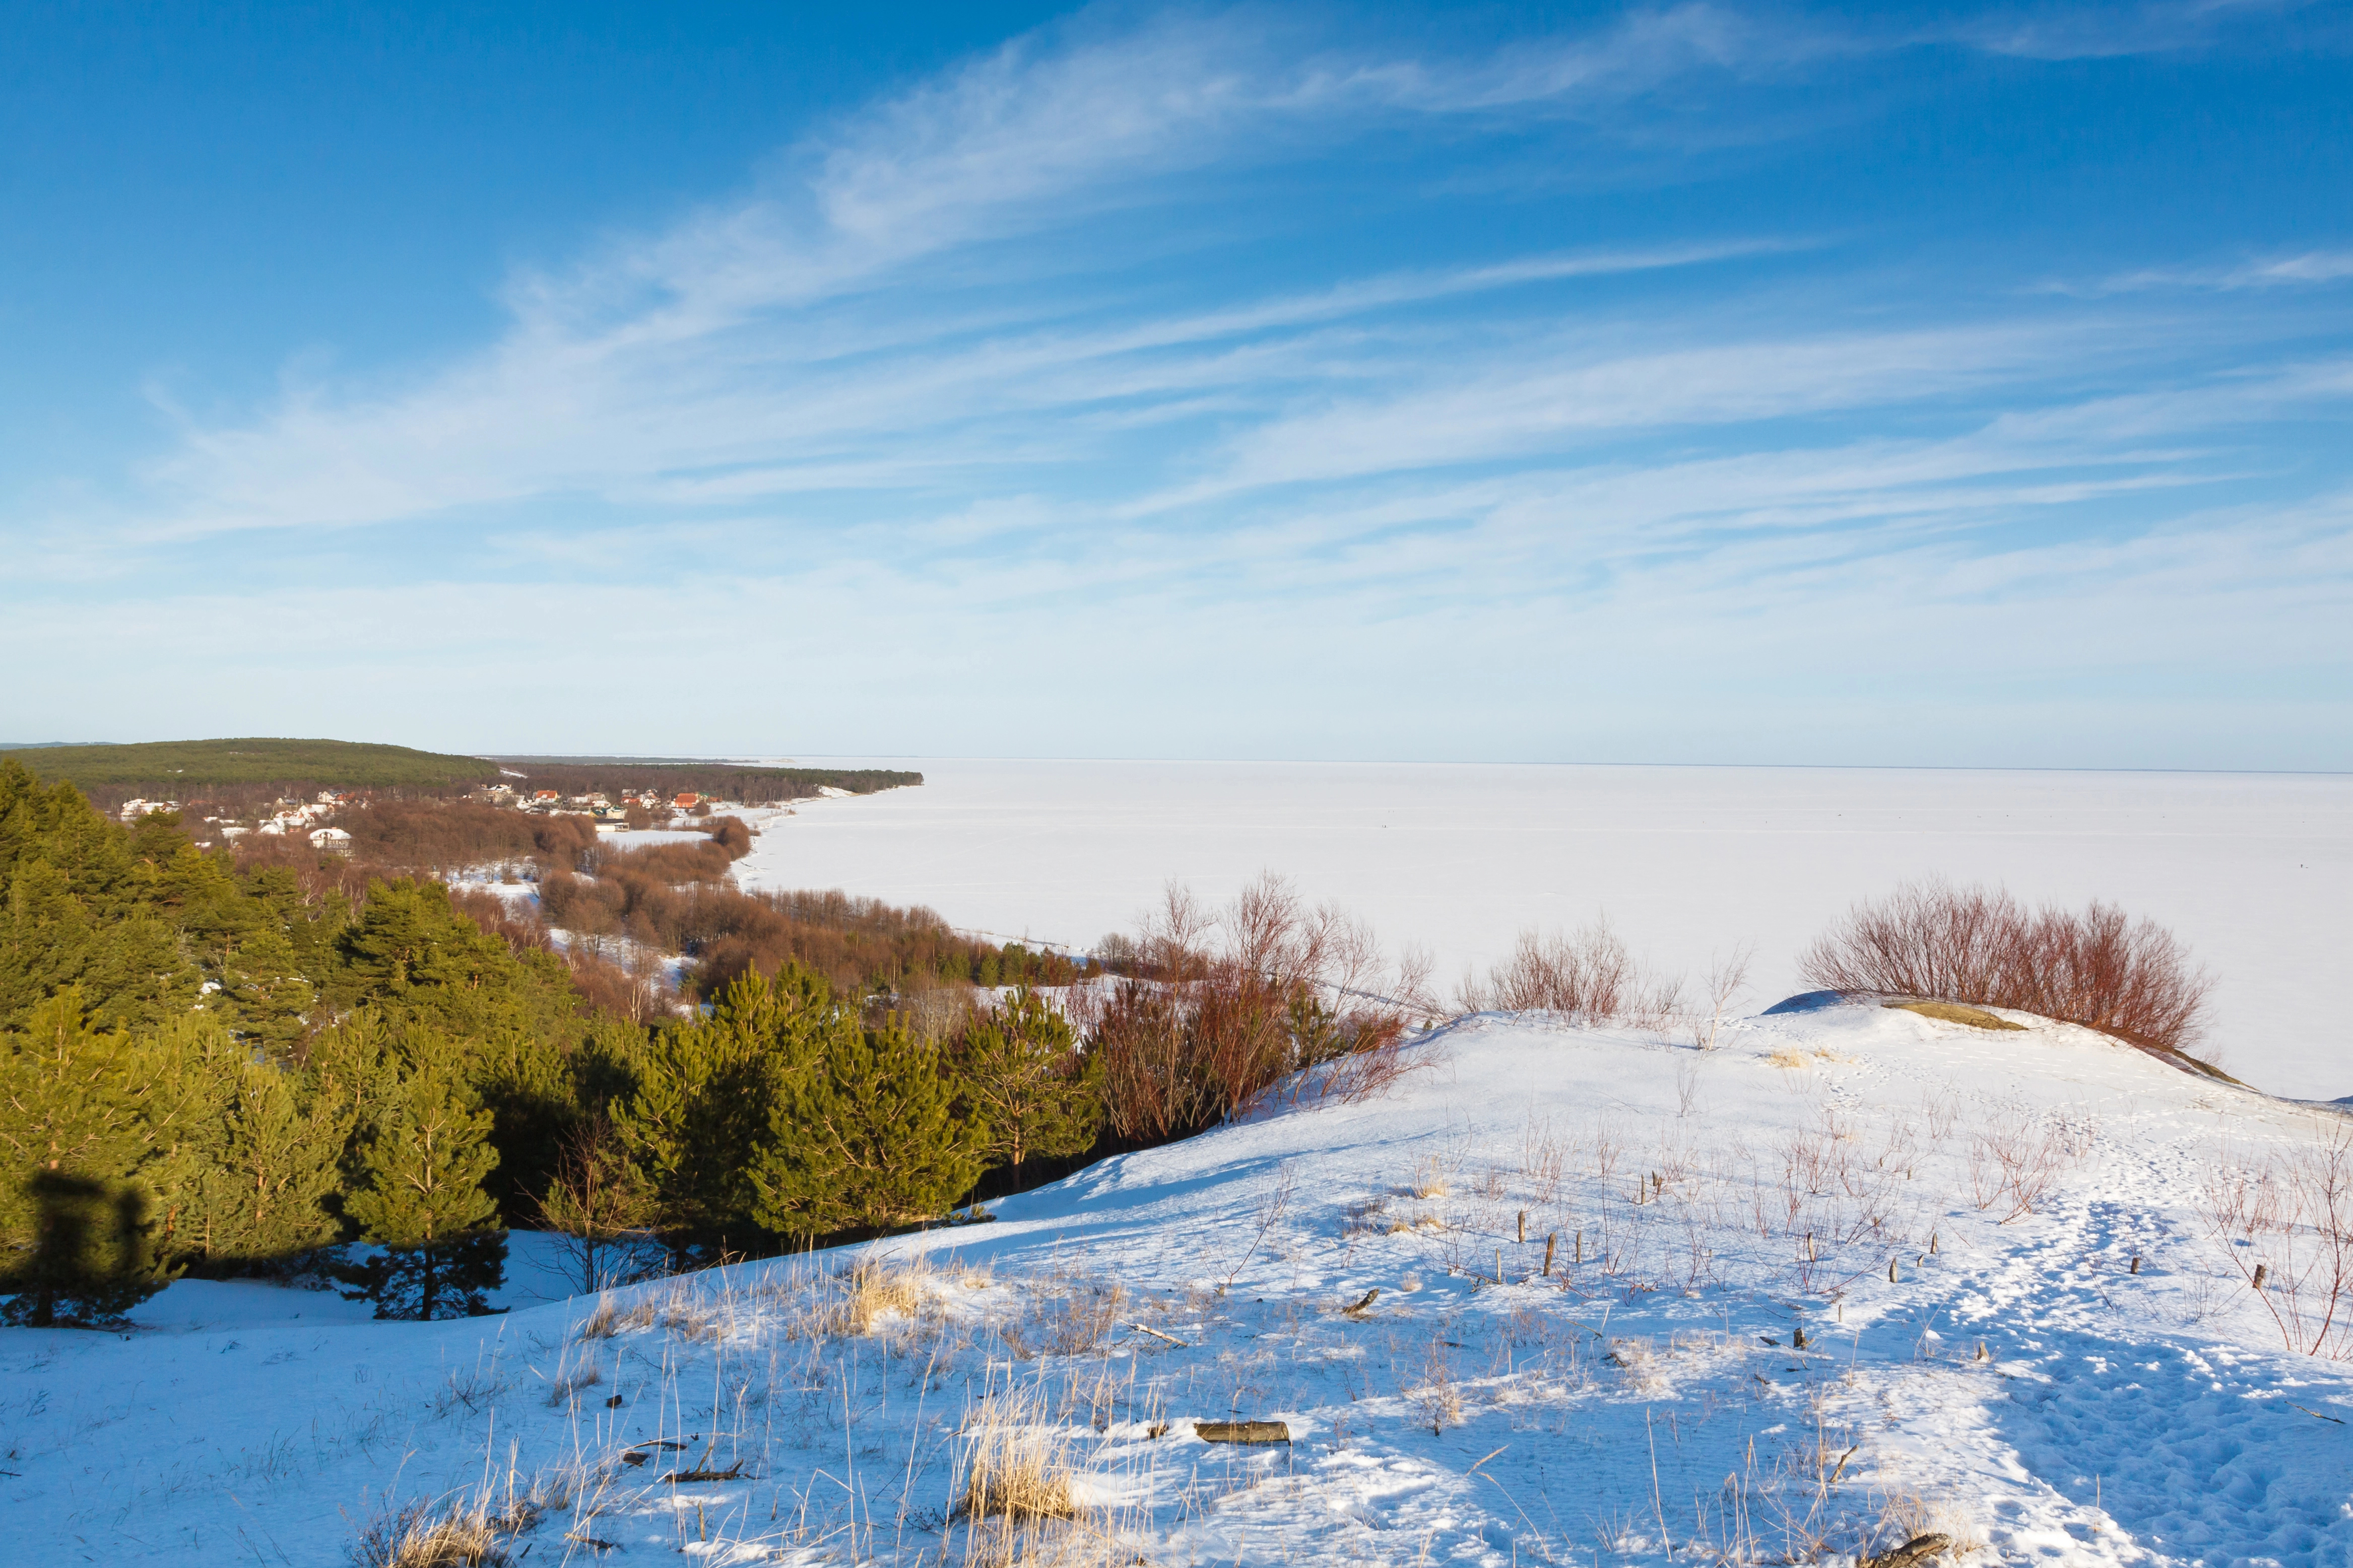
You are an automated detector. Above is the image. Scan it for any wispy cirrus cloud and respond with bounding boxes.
[2050,249,2353,297]
[9,3,2349,764]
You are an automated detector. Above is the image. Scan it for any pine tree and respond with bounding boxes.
[957,987,1103,1177]
[610,966,828,1260]
[0,764,200,1032]
[335,1028,506,1320]
[751,1013,984,1239]
[146,1013,347,1269]
[326,878,592,1217]
[0,988,178,1324]
[215,927,316,1059]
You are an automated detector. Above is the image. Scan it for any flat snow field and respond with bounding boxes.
[10,1005,2351,1565]
[733,759,2352,1100]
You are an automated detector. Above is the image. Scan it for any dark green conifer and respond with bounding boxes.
[957,987,1103,1177]
[334,1027,505,1319]
[216,927,316,1057]
[751,1012,984,1238]
[0,988,178,1323]
[611,966,828,1259]
[148,1013,347,1268]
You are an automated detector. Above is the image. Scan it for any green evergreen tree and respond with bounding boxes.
[2,1171,170,1327]
[331,877,592,1214]
[0,765,201,1031]
[751,1013,984,1239]
[146,1013,347,1269]
[469,1029,582,1223]
[0,988,179,1323]
[957,987,1103,1177]
[334,1028,506,1319]
[610,967,828,1260]
[215,927,316,1057]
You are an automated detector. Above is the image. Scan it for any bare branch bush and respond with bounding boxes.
[532,1116,667,1295]
[1456,917,1683,1028]
[1799,879,2217,1065]
[1083,875,1431,1143]
[2202,1128,2353,1357]
[1693,944,1754,1051]
[1969,1111,2078,1224]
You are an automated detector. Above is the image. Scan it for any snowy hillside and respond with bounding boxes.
[7,1001,2349,1566]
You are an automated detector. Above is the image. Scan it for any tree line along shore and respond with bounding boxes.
[0,751,2224,1327]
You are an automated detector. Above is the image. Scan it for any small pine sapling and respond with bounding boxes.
[955,987,1103,1179]
[335,1032,506,1320]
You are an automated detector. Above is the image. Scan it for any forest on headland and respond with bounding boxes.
[0,736,922,818]
[0,750,2223,1331]
[0,759,1414,1326]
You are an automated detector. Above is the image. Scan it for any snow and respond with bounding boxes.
[730,759,2353,1099]
[10,1002,2352,1565]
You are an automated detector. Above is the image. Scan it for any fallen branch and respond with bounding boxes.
[1862,1534,1951,1568]
[1196,1420,1290,1445]
[663,1462,747,1483]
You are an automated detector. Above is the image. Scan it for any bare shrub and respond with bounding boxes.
[561,942,676,1024]
[1799,879,2215,1062]
[1410,1339,1465,1434]
[1409,1154,1451,1200]
[2203,1128,2353,1357]
[1968,1112,2076,1223]
[1519,1114,1567,1204]
[1081,876,1426,1143]
[1457,918,1682,1026]
[1693,944,1753,1050]
[336,798,597,878]
[532,1117,666,1294]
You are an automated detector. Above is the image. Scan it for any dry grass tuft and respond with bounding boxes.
[543,1364,603,1408]
[1884,999,2027,1032]
[573,1292,659,1341]
[840,1256,931,1334]
[958,1386,1083,1525]
[351,1499,503,1568]
[1001,1279,1126,1360]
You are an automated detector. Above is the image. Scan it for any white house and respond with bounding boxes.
[309,827,353,855]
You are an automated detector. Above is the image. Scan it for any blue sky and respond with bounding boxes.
[5,2,2349,767]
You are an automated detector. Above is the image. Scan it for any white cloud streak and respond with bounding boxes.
[10,5,2350,764]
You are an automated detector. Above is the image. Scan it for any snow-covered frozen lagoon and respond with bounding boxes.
[737,759,2351,1099]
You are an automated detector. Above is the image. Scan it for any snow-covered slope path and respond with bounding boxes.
[6,1002,2349,1565]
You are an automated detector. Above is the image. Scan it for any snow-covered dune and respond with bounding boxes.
[7,1004,2348,1565]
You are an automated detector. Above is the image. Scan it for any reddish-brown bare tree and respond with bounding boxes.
[1081,874,1429,1144]
[1799,879,2217,1065]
